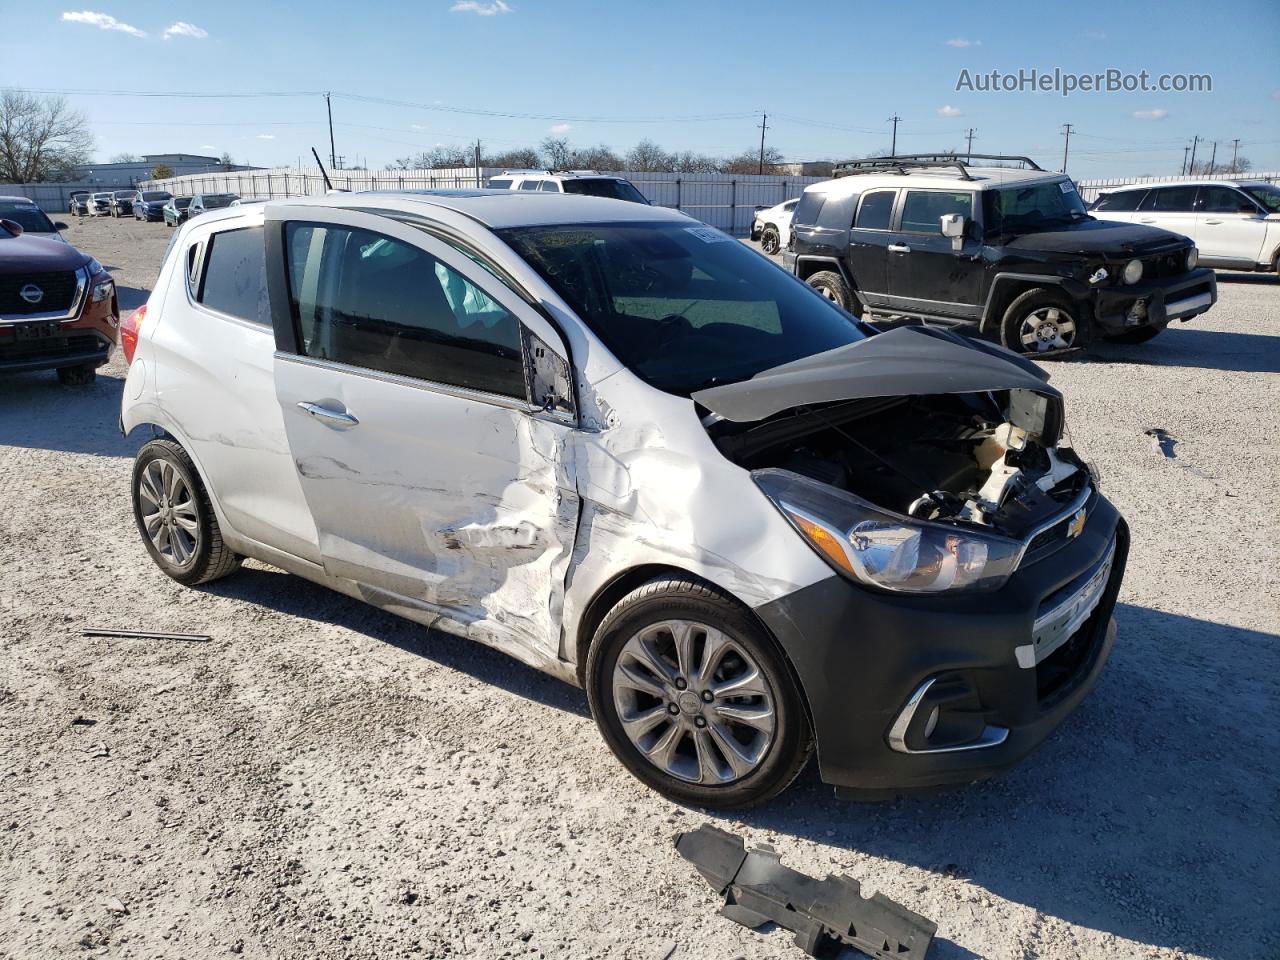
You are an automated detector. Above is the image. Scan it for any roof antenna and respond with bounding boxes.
[311,147,334,191]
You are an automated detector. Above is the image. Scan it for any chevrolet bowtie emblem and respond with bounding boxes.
[1067,507,1087,539]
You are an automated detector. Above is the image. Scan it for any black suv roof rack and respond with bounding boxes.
[833,153,1045,180]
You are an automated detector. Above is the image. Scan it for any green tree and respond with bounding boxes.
[150,163,175,180]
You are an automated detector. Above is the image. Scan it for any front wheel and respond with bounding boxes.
[805,270,854,313]
[1000,288,1087,354]
[760,225,781,256]
[132,439,241,586]
[586,576,813,809]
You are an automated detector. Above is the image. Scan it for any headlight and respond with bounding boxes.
[754,469,1022,594]
[1186,247,1198,270]
[1122,258,1143,285]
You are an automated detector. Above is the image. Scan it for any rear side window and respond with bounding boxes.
[815,195,856,230]
[519,180,542,191]
[197,227,269,324]
[1093,190,1144,212]
[792,190,825,226]
[1142,187,1197,212]
[540,180,560,192]
[487,178,513,189]
[855,190,895,230]
[1197,186,1252,213]
[284,222,526,399]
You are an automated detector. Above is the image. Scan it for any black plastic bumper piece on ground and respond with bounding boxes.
[675,824,936,960]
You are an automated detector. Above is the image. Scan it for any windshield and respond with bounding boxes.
[0,203,55,232]
[1242,184,1280,213]
[983,180,1088,235]
[500,221,866,395]
[114,191,134,198]
[174,197,192,208]
[561,179,649,204]
[142,191,171,202]
[202,194,237,208]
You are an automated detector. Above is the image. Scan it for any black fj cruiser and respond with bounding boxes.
[785,154,1218,354]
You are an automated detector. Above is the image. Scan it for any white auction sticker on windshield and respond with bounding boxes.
[686,226,730,243]
[1059,181,1075,194]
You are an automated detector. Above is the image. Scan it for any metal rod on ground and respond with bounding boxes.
[82,629,212,643]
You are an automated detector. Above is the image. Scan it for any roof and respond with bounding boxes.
[807,166,1064,196]
[1101,179,1273,192]
[261,189,691,229]
[0,196,36,204]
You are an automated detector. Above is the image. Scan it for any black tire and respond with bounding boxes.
[806,270,854,312]
[131,439,241,586]
[1104,325,1164,344]
[760,225,781,256]
[999,287,1088,354]
[585,575,813,809]
[56,363,96,386]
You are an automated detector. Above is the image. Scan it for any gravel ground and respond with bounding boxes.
[2,213,1277,960]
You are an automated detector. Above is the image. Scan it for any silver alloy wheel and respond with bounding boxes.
[820,286,838,301]
[612,619,777,785]
[1019,306,1077,352]
[138,459,199,566]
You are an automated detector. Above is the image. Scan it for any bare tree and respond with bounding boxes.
[540,137,571,170]
[570,144,624,170]
[626,139,675,172]
[723,146,785,174]
[219,151,234,169]
[671,150,723,174]
[109,152,139,163]
[487,147,542,169]
[0,90,94,183]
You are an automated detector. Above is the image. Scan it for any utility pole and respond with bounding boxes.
[1181,144,1190,175]
[964,128,977,161]
[1061,123,1074,173]
[1208,140,1218,175]
[473,140,482,188]
[1231,138,1241,173]
[888,115,901,156]
[1188,135,1200,175]
[325,92,336,170]
[757,112,769,175]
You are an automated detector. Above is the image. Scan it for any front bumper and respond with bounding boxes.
[755,492,1128,793]
[1090,267,1217,334]
[0,289,119,375]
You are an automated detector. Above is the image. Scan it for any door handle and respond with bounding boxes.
[887,244,911,254]
[1204,219,1223,225]
[1138,218,1156,223]
[297,401,359,426]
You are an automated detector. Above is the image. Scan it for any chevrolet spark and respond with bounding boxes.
[120,191,1127,807]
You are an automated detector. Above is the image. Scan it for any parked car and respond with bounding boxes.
[69,191,92,216]
[787,154,1216,351]
[486,170,649,204]
[229,197,270,206]
[751,198,798,255]
[188,193,239,217]
[109,190,137,217]
[0,197,70,243]
[119,191,1126,807]
[1090,179,1280,275]
[89,192,113,216]
[132,190,173,222]
[162,196,193,227]
[0,218,118,384]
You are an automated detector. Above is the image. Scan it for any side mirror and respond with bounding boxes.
[940,213,966,250]
[54,221,68,230]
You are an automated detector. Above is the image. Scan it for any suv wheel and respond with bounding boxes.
[760,225,781,256]
[1000,288,1086,354]
[806,270,854,312]
[56,363,96,386]
[132,439,242,586]
[586,575,812,809]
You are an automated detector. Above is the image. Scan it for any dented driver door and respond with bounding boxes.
[266,207,579,666]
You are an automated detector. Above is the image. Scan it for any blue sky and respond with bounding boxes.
[5,0,1278,178]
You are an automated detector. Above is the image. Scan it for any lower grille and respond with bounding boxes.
[0,271,80,315]
[1035,552,1123,703]
[0,333,105,363]
[1143,252,1189,280]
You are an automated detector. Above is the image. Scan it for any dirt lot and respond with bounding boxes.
[2,213,1278,960]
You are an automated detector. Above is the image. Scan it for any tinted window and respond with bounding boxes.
[561,179,648,203]
[1143,187,1197,212]
[983,181,1088,234]
[900,191,973,233]
[855,190,895,230]
[198,227,269,324]
[539,180,561,192]
[792,190,825,226]
[500,221,865,395]
[1198,186,1252,214]
[285,223,525,398]
[0,203,55,233]
[519,180,542,191]
[1242,184,1280,213]
[1093,190,1144,212]
[815,195,856,230]
[175,197,192,209]
[487,178,513,189]
[142,191,171,202]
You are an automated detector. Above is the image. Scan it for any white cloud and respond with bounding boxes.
[945,37,980,48]
[61,10,146,37]
[549,122,572,134]
[937,105,963,117]
[255,133,276,140]
[1132,108,1168,120]
[163,21,208,39]
[200,144,217,150]
[450,0,512,14]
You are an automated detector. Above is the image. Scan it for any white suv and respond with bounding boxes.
[117,190,1123,807]
[1091,180,1280,274]
[485,170,649,204]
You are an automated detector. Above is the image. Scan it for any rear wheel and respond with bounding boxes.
[132,439,241,586]
[56,363,96,386]
[1000,288,1087,354]
[586,575,812,809]
[760,225,781,256]
[1104,325,1164,344]
[806,270,854,313]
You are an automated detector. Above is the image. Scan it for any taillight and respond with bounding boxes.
[121,303,146,364]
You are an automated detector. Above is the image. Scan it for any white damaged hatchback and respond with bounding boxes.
[121,190,1127,807]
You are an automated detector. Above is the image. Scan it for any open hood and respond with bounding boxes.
[693,325,1057,424]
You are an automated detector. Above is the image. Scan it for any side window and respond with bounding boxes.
[284,222,526,400]
[1143,187,1197,212]
[540,180,561,192]
[792,191,825,226]
[900,191,973,233]
[519,180,542,191]
[1094,191,1144,212]
[1198,186,1253,214]
[197,226,270,325]
[855,190,895,230]
[487,178,513,189]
